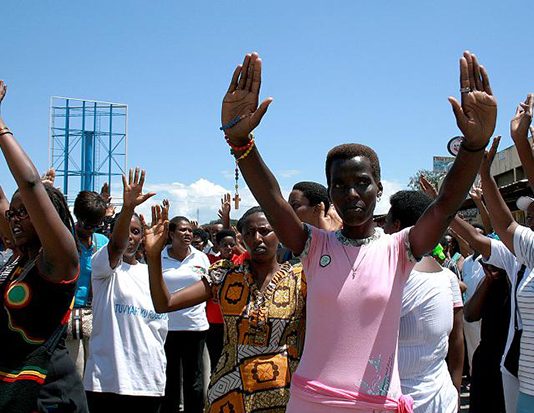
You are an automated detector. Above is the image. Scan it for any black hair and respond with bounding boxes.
[192,228,209,243]
[236,206,264,233]
[109,211,142,234]
[388,190,433,230]
[292,181,330,215]
[216,229,236,244]
[73,191,107,223]
[168,216,190,232]
[325,143,381,186]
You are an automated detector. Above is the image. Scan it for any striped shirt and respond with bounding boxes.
[512,225,534,396]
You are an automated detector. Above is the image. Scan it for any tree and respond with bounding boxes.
[408,169,445,191]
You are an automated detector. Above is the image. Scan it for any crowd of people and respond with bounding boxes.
[0,49,532,413]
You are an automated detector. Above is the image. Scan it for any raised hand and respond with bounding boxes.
[41,168,56,186]
[218,193,231,220]
[142,203,169,258]
[0,80,6,105]
[221,52,273,143]
[511,94,533,141]
[121,167,155,210]
[419,175,438,199]
[448,51,497,150]
[469,185,483,202]
[100,182,112,204]
[481,136,501,175]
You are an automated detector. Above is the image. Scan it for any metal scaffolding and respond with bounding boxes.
[49,97,128,204]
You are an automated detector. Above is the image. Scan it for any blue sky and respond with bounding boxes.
[1,1,532,222]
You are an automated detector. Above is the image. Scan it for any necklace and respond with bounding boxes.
[337,228,382,279]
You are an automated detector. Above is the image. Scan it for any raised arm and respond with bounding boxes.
[0,81,78,280]
[480,137,518,254]
[469,186,493,234]
[410,52,497,258]
[218,193,232,229]
[449,216,491,258]
[107,168,155,268]
[221,53,307,255]
[144,203,211,313]
[511,94,534,191]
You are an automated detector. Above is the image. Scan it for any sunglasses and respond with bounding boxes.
[5,206,29,221]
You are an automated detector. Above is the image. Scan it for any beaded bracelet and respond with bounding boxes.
[236,140,255,162]
[220,115,242,131]
[225,134,253,152]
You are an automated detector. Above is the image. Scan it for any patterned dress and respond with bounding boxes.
[203,259,306,413]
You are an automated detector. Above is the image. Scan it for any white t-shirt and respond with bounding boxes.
[399,267,462,413]
[462,255,485,302]
[511,225,534,396]
[161,246,210,331]
[482,238,531,374]
[84,246,169,396]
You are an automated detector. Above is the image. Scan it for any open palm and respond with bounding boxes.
[122,167,155,209]
[143,203,169,257]
[221,53,272,143]
[449,52,497,149]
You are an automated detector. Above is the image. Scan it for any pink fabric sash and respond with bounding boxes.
[292,374,414,413]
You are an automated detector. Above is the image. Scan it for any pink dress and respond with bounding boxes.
[287,225,416,413]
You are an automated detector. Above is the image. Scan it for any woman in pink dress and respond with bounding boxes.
[218,51,497,412]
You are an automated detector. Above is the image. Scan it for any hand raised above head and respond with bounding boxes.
[141,204,169,257]
[221,52,273,144]
[419,174,438,199]
[511,94,533,141]
[481,136,501,174]
[448,51,497,151]
[0,80,6,104]
[122,167,156,209]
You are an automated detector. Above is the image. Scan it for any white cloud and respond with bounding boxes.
[132,179,265,224]
[278,169,301,178]
[375,179,406,215]
[110,178,403,226]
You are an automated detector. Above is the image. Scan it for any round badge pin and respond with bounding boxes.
[320,255,331,267]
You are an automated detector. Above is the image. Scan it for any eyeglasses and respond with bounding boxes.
[5,206,29,221]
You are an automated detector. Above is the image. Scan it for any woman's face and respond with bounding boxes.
[7,193,39,248]
[288,190,318,225]
[241,213,279,262]
[170,220,193,249]
[218,235,236,260]
[328,156,382,228]
[124,216,143,260]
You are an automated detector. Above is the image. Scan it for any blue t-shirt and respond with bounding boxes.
[74,233,109,307]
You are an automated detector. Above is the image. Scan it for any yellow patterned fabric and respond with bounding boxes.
[203,260,306,413]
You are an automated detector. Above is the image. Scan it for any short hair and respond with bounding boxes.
[236,206,264,233]
[109,211,142,233]
[192,228,209,243]
[292,181,330,214]
[216,229,236,244]
[73,191,107,222]
[325,144,381,186]
[388,190,432,229]
[169,216,190,232]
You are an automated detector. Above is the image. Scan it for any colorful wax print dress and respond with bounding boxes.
[203,259,306,413]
